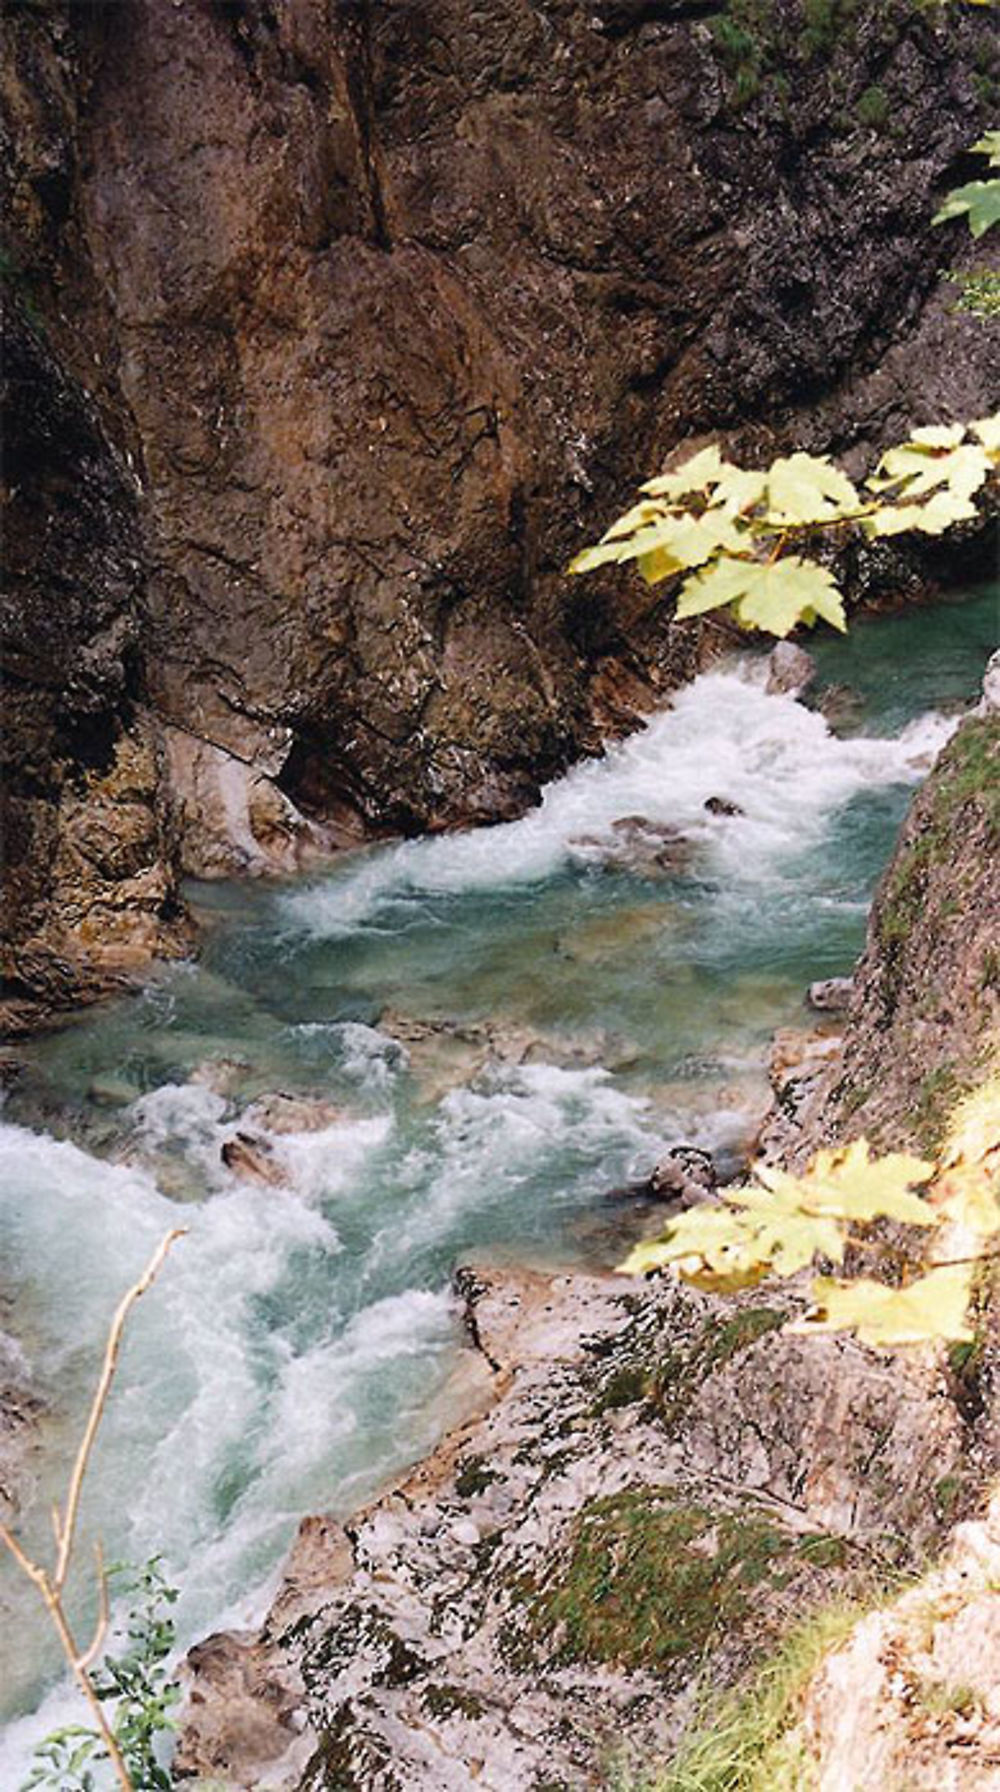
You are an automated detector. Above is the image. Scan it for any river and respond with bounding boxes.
[0,587,996,1774]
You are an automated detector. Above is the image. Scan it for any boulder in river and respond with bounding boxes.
[766,641,816,697]
[221,1132,288,1189]
[570,816,696,878]
[807,977,854,1014]
[704,795,745,817]
[647,1145,718,1206]
[244,1092,347,1135]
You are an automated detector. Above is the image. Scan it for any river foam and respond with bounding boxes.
[282,665,956,937]
[3,601,990,1776]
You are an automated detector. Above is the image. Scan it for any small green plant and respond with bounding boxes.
[855,84,889,129]
[23,1560,181,1792]
[935,128,1000,317]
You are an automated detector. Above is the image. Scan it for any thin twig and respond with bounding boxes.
[77,1540,110,1672]
[54,1228,186,1594]
[0,1228,185,1792]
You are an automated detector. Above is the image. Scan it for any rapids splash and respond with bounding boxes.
[1,591,995,1774]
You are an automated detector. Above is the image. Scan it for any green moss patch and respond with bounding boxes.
[521,1489,847,1674]
[589,1304,787,1429]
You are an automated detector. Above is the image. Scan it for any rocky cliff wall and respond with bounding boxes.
[762,707,1000,1164]
[3,0,998,1028]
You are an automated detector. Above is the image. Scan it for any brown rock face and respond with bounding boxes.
[800,714,1000,1157]
[3,0,997,1026]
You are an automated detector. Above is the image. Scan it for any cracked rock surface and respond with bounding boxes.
[3,0,998,1026]
[176,1261,986,1789]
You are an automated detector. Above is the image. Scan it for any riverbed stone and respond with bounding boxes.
[807,976,854,1014]
[766,641,817,697]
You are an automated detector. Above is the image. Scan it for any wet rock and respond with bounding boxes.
[571,816,696,877]
[0,1330,42,1522]
[161,728,342,880]
[220,1132,288,1189]
[817,683,865,729]
[647,1145,718,1205]
[979,648,1000,715]
[807,977,854,1014]
[766,641,817,698]
[244,1092,346,1135]
[704,795,745,817]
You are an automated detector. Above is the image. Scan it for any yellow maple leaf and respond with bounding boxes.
[788,1264,975,1347]
[754,1140,936,1226]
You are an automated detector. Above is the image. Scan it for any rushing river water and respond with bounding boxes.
[0,588,996,1770]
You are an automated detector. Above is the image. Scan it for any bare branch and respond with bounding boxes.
[54,1228,186,1594]
[77,1540,111,1672]
[0,1227,186,1792]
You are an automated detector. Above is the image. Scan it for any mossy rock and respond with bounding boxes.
[518,1488,848,1675]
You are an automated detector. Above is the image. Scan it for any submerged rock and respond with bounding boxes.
[376,1007,608,1101]
[704,795,745,817]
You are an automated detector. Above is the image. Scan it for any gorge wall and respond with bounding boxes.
[3,0,998,1030]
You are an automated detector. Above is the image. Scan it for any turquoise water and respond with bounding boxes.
[0,586,995,1764]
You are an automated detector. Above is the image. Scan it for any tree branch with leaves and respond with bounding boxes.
[568,415,1000,639]
[621,1081,1000,1348]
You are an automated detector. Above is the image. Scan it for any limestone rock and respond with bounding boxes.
[178,1262,979,1789]
[794,1490,1000,1791]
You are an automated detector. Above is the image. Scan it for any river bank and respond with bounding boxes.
[0,588,997,1781]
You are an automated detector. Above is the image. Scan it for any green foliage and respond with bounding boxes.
[936,126,1000,314]
[24,1560,181,1792]
[934,128,1000,237]
[620,1083,1000,1348]
[934,178,1000,237]
[522,1490,847,1675]
[947,266,1000,317]
[854,84,890,130]
[569,420,1000,639]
